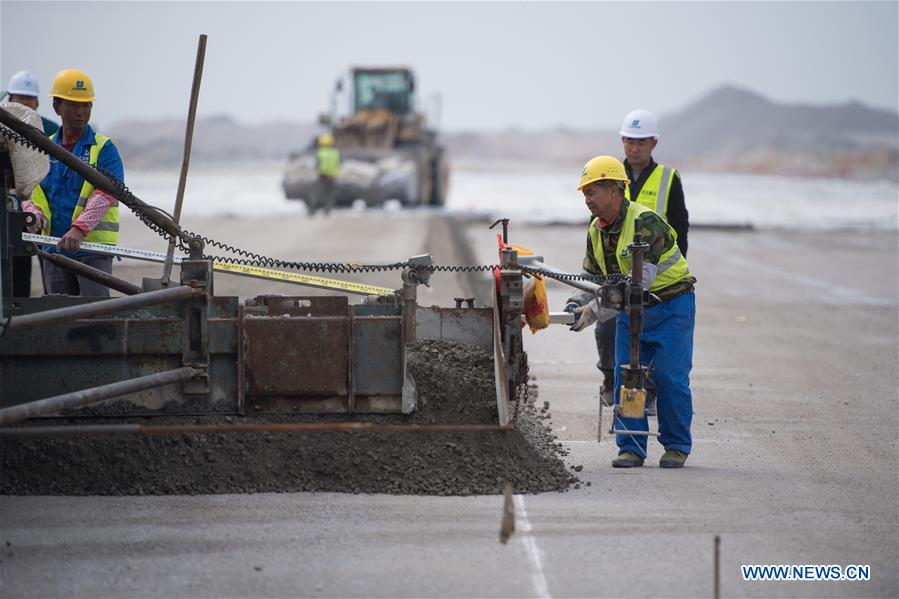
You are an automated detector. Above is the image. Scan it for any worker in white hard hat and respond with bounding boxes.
[310,133,341,216]
[618,109,688,252]
[21,69,125,297]
[4,71,58,135]
[587,109,690,411]
[2,71,56,297]
[566,155,696,469]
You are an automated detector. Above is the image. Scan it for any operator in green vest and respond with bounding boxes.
[22,69,124,297]
[591,109,691,410]
[566,155,696,468]
[310,133,341,216]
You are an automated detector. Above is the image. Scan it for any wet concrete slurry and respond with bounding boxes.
[1,340,575,496]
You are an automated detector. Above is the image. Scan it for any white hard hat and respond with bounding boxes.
[7,71,40,97]
[619,109,658,139]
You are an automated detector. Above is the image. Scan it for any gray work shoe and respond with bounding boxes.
[611,451,644,468]
[646,392,657,416]
[659,450,688,468]
[600,369,614,407]
[600,385,613,407]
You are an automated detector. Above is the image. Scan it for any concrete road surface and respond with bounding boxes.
[3,213,897,597]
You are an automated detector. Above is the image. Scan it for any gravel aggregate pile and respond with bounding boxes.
[1,340,576,496]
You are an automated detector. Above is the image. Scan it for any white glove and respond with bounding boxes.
[570,297,620,332]
[565,288,593,307]
[570,300,600,332]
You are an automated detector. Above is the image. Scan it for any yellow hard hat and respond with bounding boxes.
[319,133,334,147]
[577,155,630,190]
[49,69,95,102]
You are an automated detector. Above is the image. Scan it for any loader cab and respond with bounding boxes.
[352,68,415,116]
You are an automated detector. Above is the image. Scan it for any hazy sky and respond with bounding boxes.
[2,1,897,132]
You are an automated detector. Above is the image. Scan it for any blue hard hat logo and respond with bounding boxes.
[631,119,641,128]
[75,80,84,89]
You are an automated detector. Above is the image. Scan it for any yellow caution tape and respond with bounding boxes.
[23,233,396,297]
[211,261,396,297]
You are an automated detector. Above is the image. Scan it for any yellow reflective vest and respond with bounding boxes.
[625,163,677,221]
[587,201,691,294]
[317,147,341,178]
[31,132,120,245]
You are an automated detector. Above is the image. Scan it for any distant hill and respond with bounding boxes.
[663,85,898,157]
[442,86,898,180]
[440,128,621,168]
[658,85,898,179]
[107,115,317,168]
[107,86,898,180]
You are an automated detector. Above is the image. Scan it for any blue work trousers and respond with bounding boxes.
[614,292,695,457]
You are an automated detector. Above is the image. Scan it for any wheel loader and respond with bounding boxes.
[282,67,449,208]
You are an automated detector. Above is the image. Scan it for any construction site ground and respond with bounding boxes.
[2,212,897,598]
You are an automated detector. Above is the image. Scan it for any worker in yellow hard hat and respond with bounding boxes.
[564,155,696,469]
[310,133,341,216]
[21,68,126,296]
[594,111,689,416]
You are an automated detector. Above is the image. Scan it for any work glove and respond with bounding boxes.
[562,301,579,314]
[570,302,598,332]
[570,298,619,332]
[565,288,593,308]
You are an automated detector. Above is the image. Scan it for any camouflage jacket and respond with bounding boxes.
[583,198,695,301]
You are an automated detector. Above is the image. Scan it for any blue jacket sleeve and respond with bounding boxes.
[97,141,125,187]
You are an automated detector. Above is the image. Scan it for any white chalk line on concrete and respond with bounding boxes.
[514,494,551,599]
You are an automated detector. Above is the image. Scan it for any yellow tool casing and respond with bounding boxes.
[619,387,647,419]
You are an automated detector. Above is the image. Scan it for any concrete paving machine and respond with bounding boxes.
[0,105,653,484]
[282,67,449,208]
[0,106,506,436]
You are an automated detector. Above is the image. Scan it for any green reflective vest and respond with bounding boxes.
[588,202,691,294]
[625,163,676,220]
[317,147,341,178]
[31,132,120,245]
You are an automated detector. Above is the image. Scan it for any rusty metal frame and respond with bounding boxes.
[347,302,356,413]
[0,210,522,434]
[237,303,246,415]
